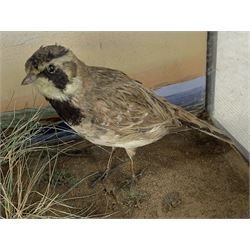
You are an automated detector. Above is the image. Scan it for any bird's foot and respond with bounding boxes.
[89,170,110,187]
[89,161,128,188]
[129,175,138,190]
[130,174,138,189]
[120,168,146,190]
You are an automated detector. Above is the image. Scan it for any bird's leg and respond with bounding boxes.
[90,147,130,187]
[100,147,115,180]
[89,148,115,187]
[125,148,137,185]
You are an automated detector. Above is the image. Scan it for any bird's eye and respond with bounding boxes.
[47,64,56,74]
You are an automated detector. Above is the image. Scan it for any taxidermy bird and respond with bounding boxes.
[21,45,231,183]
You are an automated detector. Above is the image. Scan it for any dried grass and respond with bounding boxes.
[0,110,95,218]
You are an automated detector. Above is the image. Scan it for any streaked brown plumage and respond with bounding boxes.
[21,45,232,182]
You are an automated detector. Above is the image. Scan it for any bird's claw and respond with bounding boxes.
[89,170,109,187]
[130,175,138,189]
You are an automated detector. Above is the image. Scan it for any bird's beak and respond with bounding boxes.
[21,74,37,85]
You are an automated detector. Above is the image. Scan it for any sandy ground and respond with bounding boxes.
[50,130,249,218]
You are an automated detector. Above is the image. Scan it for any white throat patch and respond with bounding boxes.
[34,76,83,102]
[34,78,69,101]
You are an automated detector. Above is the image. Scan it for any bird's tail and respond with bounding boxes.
[171,105,233,145]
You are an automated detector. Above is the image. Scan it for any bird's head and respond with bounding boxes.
[21,45,83,101]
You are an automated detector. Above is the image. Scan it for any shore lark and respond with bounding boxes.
[21,45,231,182]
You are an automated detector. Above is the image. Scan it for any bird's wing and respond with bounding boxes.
[87,66,181,132]
[87,66,232,144]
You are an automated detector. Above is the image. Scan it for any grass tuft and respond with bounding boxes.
[0,109,95,218]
